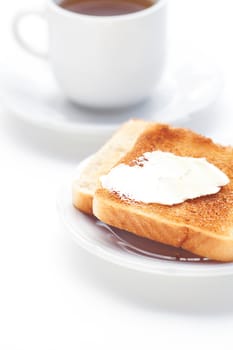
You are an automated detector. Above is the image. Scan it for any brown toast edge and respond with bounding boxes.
[72,119,151,215]
[93,192,233,262]
[73,188,93,215]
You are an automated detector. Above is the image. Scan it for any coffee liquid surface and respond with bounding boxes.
[60,0,155,16]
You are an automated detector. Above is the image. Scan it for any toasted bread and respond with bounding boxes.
[93,123,233,262]
[72,119,150,214]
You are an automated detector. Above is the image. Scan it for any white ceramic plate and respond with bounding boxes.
[57,157,233,277]
[0,50,222,139]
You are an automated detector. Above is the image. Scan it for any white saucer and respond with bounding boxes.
[0,51,222,138]
[57,157,233,277]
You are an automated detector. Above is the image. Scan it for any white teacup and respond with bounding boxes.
[13,0,167,109]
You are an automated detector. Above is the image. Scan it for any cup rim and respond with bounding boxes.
[48,0,167,21]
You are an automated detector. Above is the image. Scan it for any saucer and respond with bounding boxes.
[0,51,222,139]
[57,156,233,277]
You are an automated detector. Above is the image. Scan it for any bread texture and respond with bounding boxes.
[72,119,150,214]
[93,123,233,262]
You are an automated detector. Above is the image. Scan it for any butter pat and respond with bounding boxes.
[100,151,230,205]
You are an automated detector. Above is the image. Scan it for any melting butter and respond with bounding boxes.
[100,151,230,205]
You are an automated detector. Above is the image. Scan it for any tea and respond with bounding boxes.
[60,0,156,16]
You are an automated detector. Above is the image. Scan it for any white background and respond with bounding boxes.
[1,0,233,349]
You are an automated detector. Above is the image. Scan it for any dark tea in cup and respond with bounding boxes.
[60,0,156,16]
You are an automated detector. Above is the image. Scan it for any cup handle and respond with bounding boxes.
[12,11,48,60]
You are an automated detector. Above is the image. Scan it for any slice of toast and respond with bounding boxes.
[93,123,233,262]
[72,119,150,214]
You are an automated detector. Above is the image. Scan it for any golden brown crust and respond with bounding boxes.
[93,193,233,261]
[72,188,93,215]
[93,123,233,261]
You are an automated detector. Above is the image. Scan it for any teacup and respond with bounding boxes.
[13,0,167,109]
